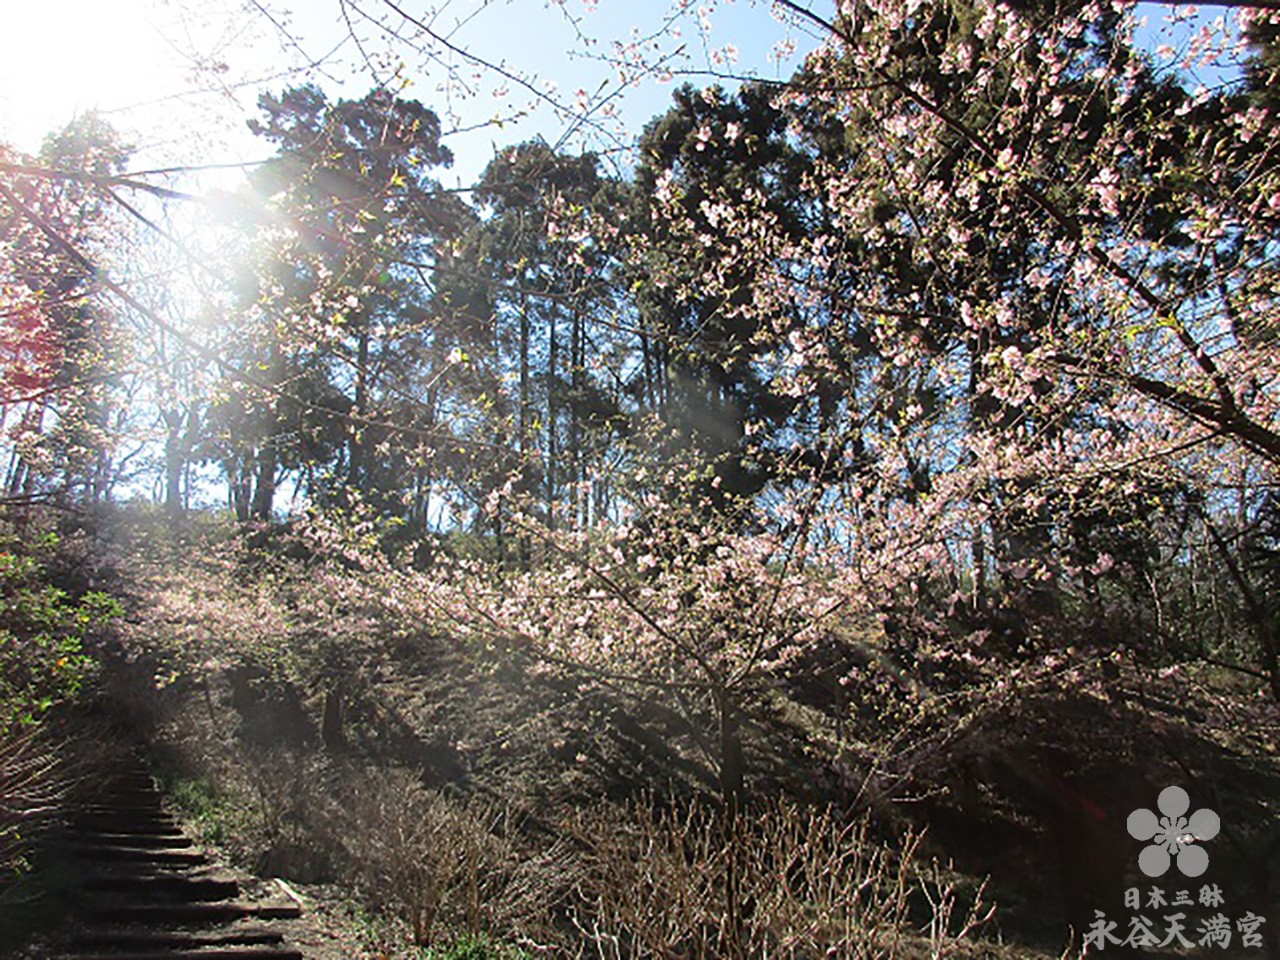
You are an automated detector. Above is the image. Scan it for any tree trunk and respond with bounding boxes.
[163,413,185,517]
[349,330,369,493]
[517,294,532,569]
[641,327,655,412]
[229,460,251,523]
[548,309,558,527]
[519,294,531,454]
[251,446,277,521]
[716,689,744,813]
[1202,512,1280,702]
[571,303,583,529]
[321,685,345,750]
[716,687,745,958]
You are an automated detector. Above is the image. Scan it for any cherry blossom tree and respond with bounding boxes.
[0,116,131,505]
[629,0,1280,692]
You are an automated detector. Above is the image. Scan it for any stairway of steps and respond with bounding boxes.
[58,757,306,960]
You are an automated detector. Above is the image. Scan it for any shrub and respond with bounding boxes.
[567,797,993,959]
[0,530,119,731]
[0,525,121,886]
[337,768,495,946]
[331,765,575,950]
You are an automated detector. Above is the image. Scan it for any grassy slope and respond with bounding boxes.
[66,507,1280,956]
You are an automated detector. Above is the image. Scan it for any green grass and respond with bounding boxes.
[166,775,242,846]
[420,933,531,960]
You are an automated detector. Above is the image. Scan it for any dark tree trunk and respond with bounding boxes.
[716,687,745,958]
[516,294,532,569]
[349,331,369,493]
[229,461,251,523]
[164,415,184,517]
[548,309,558,527]
[321,685,345,750]
[251,447,276,521]
[570,304,582,529]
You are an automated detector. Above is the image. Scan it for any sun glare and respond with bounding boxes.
[0,0,179,153]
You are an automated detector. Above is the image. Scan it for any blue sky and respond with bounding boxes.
[0,0,817,186]
[0,0,1251,189]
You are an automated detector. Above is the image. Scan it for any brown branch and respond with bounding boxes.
[0,162,200,203]
[1196,506,1280,701]
[358,0,625,151]
[1053,352,1280,463]
[1,371,125,408]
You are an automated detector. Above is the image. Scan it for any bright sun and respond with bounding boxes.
[0,0,196,154]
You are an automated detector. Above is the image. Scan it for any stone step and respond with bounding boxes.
[72,820,184,838]
[83,900,302,924]
[71,830,193,848]
[71,814,180,829]
[101,785,159,796]
[85,783,162,797]
[83,870,240,901]
[72,843,209,866]
[75,799,168,814]
[59,752,305,958]
[70,924,287,950]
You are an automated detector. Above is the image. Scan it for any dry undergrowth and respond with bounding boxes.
[171,735,994,957]
[565,797,992,959]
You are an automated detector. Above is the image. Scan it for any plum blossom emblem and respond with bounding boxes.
[1127,786,1220,878]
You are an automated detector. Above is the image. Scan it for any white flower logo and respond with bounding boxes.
[1127,786,1220,878]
